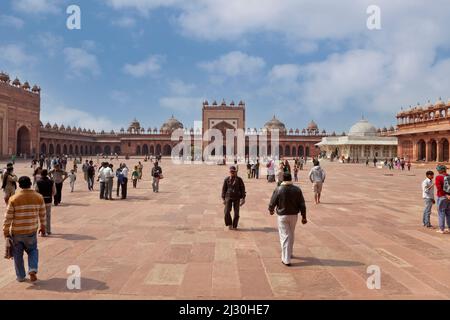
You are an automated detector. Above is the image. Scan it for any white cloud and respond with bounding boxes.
[159,96,203,113]
[63,47,101,78]
[269,64,301,82]
[123,55,165,77]
[110,90,130,104]
[199,51,265,78]
[35,33,63,57]
[13,0,61,14]
[169,79,195,95]
[0,15,25,29]
[0,44,30,66]
[112,16,137,28]
[41,105,123,132]
[105,0,183,15]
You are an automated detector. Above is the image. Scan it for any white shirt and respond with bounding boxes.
[98,167,112,182]
[422,178,434,199]
[121,167,129,178]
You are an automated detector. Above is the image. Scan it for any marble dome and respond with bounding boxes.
[348,119,377,137]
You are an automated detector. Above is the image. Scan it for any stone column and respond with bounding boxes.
[437,139,442,162]
[412,140,417,161]
[426,140,431,162]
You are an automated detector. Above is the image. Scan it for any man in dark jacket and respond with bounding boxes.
[36,170,56,236]
[87,161,95,191]
[221,166,246,230]
[151,162,162,193]
[269,172,307,266]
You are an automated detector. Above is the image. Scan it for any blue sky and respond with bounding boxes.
[1,0,450,133]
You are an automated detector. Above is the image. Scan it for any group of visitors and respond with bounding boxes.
[2,155,164,283]
[246,160,260,179]
[421,164,450,234]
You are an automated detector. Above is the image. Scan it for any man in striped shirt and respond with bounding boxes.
[3,176,46,282]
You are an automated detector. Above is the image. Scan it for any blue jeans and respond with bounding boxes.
[12,233,39,281]
[437,196,450,231]
[423,198,433,226]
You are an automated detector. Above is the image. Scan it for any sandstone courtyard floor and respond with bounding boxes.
[0,158,449,300]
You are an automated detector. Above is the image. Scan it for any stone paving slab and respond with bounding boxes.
[0,158,449,299]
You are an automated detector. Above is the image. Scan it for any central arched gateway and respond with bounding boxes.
[17,126,31,155]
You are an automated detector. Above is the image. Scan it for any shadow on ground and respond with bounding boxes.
[26,277,109,292]
[50,234,97,241]
[236,227,278,233]
[291,256,364,267]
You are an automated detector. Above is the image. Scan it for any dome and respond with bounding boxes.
[307,120,318,131]
[0,72,10,83]
[435,97,445,107]
[160,115,183,133]
[45,122,51,129]
[22,81,30,90]
[12,78,21,86]
[264,116,286,132]
[32,85,40,93]
[348,119,377,137]
[128,118,140,131]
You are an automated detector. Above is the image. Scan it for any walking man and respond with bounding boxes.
[3,176,46,282]
[36,170,56,236]
[49,164,68,206]
[269,172,307,266]
[151,162,163,193]
[87,160,95,191]
[308,160,326,204]
[221,166,246,230]
[82,160,89,182]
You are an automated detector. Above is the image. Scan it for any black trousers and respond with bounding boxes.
[99,182,106,199]
[54,182,63,205]
[116,180,121,196]
[224,198,240,228]
[121,178,128,199]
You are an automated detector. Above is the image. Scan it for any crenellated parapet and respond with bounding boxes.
[0,71,40,94]
[396,98,450,126]
[203,99,245,108]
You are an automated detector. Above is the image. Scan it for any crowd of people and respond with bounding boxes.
[2,154,164,282]
[4,150,448,286]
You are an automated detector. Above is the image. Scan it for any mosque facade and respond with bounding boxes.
[0,72,326,159]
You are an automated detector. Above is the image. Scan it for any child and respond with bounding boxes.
[132,166,139,188]
[293,165,299,182]
[422,171,435,228]
[407,160,411,171]
[68,169,77,192]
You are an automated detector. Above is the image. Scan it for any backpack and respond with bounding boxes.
[443,175,450,194]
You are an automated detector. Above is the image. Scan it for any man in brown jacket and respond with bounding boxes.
[3,176,46,282]
[221,166,246,230]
